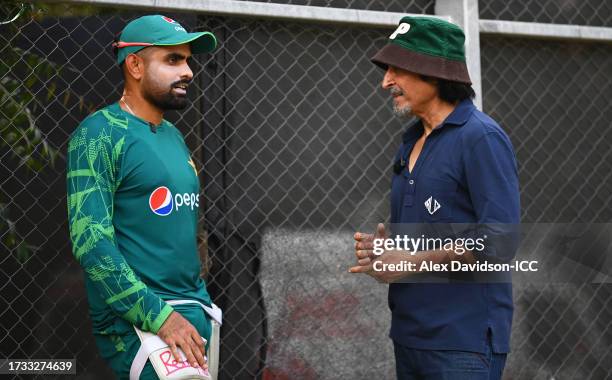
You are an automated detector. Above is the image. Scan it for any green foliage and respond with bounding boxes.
[0,2,97,262]
[1,46,60,171]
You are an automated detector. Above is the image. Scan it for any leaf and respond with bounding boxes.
[14,145,25,156]
[16,242,31,263]
[46,81,56,101]
[3,233,17,249]
[5,132,17,143]
[25,75,37,90]
[63,90,70,107]
[26,157,43,171]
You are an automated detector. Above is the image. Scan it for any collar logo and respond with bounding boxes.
[424,196,441,215]
[187,158,197,176]
[162,16,177,24]
[390,23,411,39]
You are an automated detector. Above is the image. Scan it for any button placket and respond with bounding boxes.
[402,176,417,207]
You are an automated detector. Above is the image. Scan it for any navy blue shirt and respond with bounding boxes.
[388,99,520,354]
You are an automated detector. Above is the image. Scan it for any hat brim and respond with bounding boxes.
[155,31,217,54]
[371,43,471,84]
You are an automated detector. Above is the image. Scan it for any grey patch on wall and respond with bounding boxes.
[260,228,394,379]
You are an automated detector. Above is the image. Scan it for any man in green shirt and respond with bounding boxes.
[66,15,217,379]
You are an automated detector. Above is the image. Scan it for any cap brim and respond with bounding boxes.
[371,43,471,84]
[156,31,217,54]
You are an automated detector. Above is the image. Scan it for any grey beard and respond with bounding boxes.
[393,103,412,118]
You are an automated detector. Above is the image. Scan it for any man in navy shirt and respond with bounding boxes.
[349,16,520,380]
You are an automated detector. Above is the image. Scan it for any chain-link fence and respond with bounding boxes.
[1,0,611,379]
[480,20,612,380]
[240,0,434,13]
[479,0,612,27]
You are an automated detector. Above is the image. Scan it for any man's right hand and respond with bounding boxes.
[157,311,207,369]
[352,223,388,267]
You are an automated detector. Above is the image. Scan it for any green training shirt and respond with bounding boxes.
[67,102,211,336]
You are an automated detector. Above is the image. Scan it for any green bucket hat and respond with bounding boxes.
[114,15,217,65]
[371,16,471,84]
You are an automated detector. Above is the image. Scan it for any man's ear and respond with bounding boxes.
[124,54,144,80]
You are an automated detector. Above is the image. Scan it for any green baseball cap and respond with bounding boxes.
[115,15,217,65]
[371,16,471,84]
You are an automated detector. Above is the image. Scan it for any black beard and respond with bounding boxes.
[143,87,189,111]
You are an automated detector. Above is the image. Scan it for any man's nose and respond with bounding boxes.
[181,63,193,81]
[382,67,394,89]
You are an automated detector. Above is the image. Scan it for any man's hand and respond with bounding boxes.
[157,311,207,369]
[350,223,387,271]
[349,223,417,283]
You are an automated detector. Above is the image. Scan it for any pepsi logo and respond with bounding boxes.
[149,186,174,216]
[162,16,177,24]
[149,187,200,216]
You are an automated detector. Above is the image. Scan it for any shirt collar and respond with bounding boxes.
[112,101,168,128]
[402,120,424,143]
[442,98,475,126]
[402,99,475,143]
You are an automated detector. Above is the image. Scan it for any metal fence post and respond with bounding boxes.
[435,0,483,109]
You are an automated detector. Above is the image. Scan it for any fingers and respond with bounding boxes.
[349,264,372,273]
[169,342,182,364]
[191,332,208,369]
[352,224,386,274]
[355,223,387,242]
[376,223,387,239]
[358,257,371,266]
[354,241,374,250]
[354,232,374,242]
[355,249,372,260]
[157,311,210,369]
[353,251,374,270]
[178,339,199,368]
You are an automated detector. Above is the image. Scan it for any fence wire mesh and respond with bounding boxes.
[481,35,612,379]
[238,0,434,13]
[479,0,612,27]
[1,1,611,379]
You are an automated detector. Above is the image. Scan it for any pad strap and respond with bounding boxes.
[166,300,222,325]
[129,334,171,380]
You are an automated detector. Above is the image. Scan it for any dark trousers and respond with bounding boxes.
[393,338,507,380]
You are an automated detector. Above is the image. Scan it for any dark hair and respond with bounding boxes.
[112,33,120,59]
[112,33,123,67]
[112,34,150,68]
[420,75,475,104]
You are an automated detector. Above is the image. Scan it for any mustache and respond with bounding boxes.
[171,79,192,88]
[390,87,403,96]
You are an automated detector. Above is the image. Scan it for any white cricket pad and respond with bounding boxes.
[129,300,222,380]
